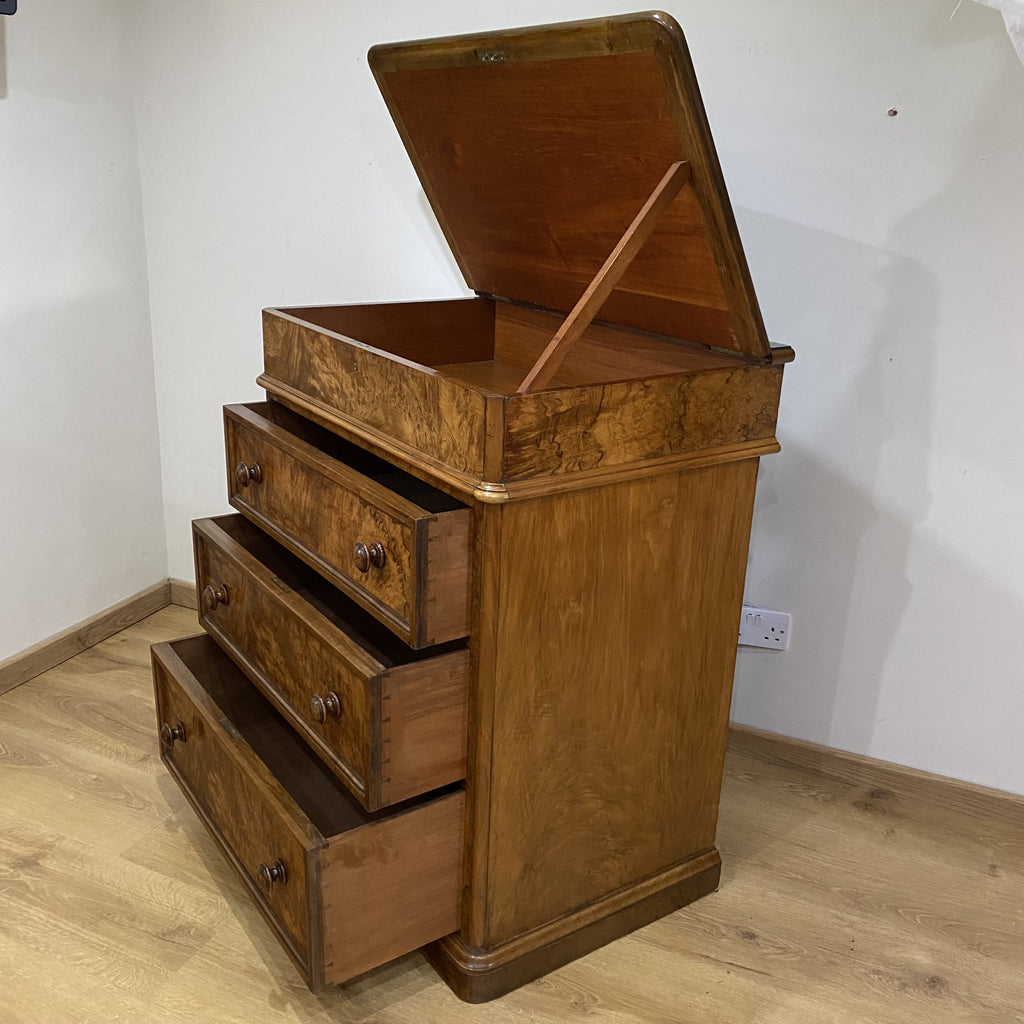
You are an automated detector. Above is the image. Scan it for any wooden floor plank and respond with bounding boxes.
[0,605,1020,1023]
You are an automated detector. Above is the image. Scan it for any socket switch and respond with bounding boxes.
[738,605,791,650]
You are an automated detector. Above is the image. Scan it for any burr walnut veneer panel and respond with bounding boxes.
[193,514,468,810]
[152,634,464,990]
[224,402,471,648]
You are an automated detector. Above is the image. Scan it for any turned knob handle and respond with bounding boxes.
[353,541,386,573]
[160,721,187,748]
[235,461,263,487]
[310,691,342,724]
[257,859,287,892]
[201,583,230,611]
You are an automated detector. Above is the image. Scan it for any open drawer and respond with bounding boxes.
[224,401,472,648]
[193,513,469,810]
[151,634,464,990]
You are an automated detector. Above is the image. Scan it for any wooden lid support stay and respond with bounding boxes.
[516,160,692,394]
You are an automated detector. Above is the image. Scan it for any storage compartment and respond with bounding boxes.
[152,634,465,989]
[255,12,793,494]
[261,299,787,487]
[193,513,469,810]
[274,299,739,392]
[224,401,472,647]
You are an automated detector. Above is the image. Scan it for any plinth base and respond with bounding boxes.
[424,848,722,1003]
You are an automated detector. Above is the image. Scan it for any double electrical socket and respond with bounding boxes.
[738,605,791,650]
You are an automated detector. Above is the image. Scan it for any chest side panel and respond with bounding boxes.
[481,460,759,941]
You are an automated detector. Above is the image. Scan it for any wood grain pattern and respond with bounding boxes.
[258,376,493,502]
[225,405,418,626]
[494,302,740,383]
[516,160,692,392]
[262,298,784,498]
[432,358,567,395]
[152,636,317,968]
[168,577,198,610]
[379,654,469,807]
[729,723,1024,829]
[426,851,721,1003]
[263,308,489,478]
[370,18,773,355]
[224,403,471,648]
[279,298,495,366]
[419,511,474,649]
[152,631,466,992]
[193,514,468,810]
[503,363,783,479]
[0,580,169,695]
[478,461,759,943]
[193,516,373,796]
[260,374,782,504]
[499,437,781,502]
[320,790,464,985]
[1,605,1020,1023]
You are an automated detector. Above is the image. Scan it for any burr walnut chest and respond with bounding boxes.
[151,11,792,1003]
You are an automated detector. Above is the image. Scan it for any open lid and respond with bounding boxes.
[369,11,771,360]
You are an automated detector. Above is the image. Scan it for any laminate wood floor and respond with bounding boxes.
[1,605,1020,1023]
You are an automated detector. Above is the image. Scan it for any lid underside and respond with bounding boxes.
[369,12,770,359]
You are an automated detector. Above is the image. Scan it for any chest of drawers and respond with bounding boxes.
[151,11,792,1003]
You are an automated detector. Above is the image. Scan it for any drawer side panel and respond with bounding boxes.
[417,509,473,647]
[378,652,470,807]
[320,789,465,984]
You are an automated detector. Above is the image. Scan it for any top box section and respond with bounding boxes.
[368,11,770,359]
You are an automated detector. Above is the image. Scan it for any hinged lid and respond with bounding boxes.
[369,11,771,360]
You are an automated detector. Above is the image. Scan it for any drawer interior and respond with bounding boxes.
[168,634,456,837]
[247,401,466,514]
[205,514,463,666]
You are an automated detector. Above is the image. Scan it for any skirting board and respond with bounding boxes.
[727,723,1023,827]
[0,580,172,696]
[169,578,198,610]
[2,581,1019,822]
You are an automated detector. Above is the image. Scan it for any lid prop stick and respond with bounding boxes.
[516,160,692,393]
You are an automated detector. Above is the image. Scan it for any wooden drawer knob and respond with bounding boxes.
[201,583,230,611]
[353,541,386,573]
[159,721,187,748]
[235,461,263,487]
[257,859,287,892]
[310,691,342,723]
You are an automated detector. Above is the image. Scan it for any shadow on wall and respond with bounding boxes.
[732,57,1024,783]
[734,214,935,755]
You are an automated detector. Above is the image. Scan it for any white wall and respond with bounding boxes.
[0,2,165,662]
[132,1,1024,793]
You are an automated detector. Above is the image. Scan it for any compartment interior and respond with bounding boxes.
[167,634,460,836]
[277,297,742,396]
[246,400,466,513]
[206,514,463,666]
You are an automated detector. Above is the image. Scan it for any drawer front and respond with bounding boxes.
[152,634,465,991]
[224,402,471,648]
[151,638,318,971]
[193,515,471,811]
[193,519,373,798]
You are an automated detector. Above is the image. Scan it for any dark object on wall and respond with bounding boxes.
[0,2,16,18]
